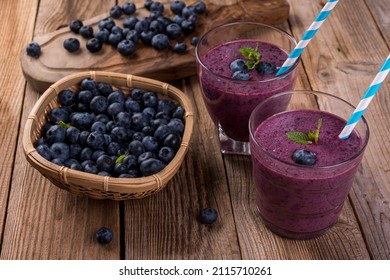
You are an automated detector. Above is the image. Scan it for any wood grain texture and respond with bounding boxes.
[20,0,290,92]
[287,0,390,259]
[0,0,120,260]
[0,0,39,247]
[365,0,390,45]
[123,77,241,259]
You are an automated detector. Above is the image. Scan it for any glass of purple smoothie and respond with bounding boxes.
[195,22,299,155]
[249,90,369,239]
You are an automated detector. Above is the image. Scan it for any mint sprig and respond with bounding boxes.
[287,118,322,145]
[239,43,261,70]
[57,121,72,129]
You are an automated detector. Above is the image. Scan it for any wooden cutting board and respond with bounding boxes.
[20,0,289,92]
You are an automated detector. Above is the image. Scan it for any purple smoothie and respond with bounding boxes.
[199,40,298,142]
[250,109,365,239]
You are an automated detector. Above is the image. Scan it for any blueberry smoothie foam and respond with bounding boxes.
[250,109,366,239]
[199,40,298,142]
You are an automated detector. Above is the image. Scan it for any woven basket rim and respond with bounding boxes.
[23,71,194,198]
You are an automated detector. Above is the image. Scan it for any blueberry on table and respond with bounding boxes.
[98,17,116,31]
[150,1,165,13]
[191,36,199,46]
[117,39,136,56]
[256,61,277,74]
[26,42,41,58]
[140,30,156,45]
[292,149,317,166]
[180,19,195,34]
[63,38,80,53]
[151,33,169,50]
[95,28,110,43]
[125,29,139,43]
[79,25,94,38]
[170,0,186,15]
[108,32,123,47]
[144,0,153,10]
[149,20,165,34]
[123,16,138,29]
[182,6,195,18]
[173,42,187,54]
[165,23,182,39]
[95,227,113,245]
[198,207,218,224]
[122,2,136,15]
[69,19,83,34]
[194,1,207,14]
[86,38,103,53]
[109,5,123,19]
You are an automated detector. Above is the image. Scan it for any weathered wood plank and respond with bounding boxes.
[1,0,120,259]
[365,0,390,46]
[287,0,390,259]
[0,0,39,249]
[123,76,241,259]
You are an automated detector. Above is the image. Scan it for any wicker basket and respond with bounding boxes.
[23,71,194,200]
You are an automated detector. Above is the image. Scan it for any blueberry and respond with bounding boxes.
[58,89,76,106]
[108,32,123,47]
[132,112,150,131]
[122,155,138,170]
[26,42,41,58]
[79,131,90,146]
[81,78,97,90]
[98,17,116,31]
[51,158,65,166]
[167,118,184,135]
[98,171,111,176]
[96,155,114,172]
[117,39,136,56]
[134,19,150,34]
[140,30,156,45]
[132,131,144,141]
[79,25,94,38]
[165,23,181,39]
[113,162,128,175]
[157,99,175,115]
[87,131,105,150]
[107,102,124,116]
[198,207,218,224]
[163,133,181,151]
[80,147,93,161]
[116,112,132,128]
[63,38,80,53]
[107,90,125,104]
[46,125,66,144]
[140,158,166,176]
[106,121,117,133]
[172,106,184,119]
[257,61,277,74]
[128,140,145,157]
[155,111,170,121]
[194,1,206,14]
[50,142,70,161]
[125,29,139,43]
[151,33,169,50]
[95,28,110,43]
[107,141,122,156]
[150,1,164,13]
[144,0,153,10]
[97,83,113,96]
[70,162,83,171]
[142,126,154,136]
[122,2,136,15]
[49,107,69,124]
[86,38,103,53]
[157,16,172,27]
[69,143,82,159]
[191,36,199,46]
[232,70,251,80]
[95,114,110,124]
[158,146,175,164]
[71,112,94,130]
[125,99,141,113]
[111,126,128,142]
[123,16,139,29]
[69,19,83,34]
[292,149,317,166]
[109,5,123,19]
[66,126,80,144]
[36,144,53,161]
[91,121,107,134]
[92,150,106,162]
[170,0,186,14]
[90,95,108,114]
[143,91,158,108]
[173,42,187,54]
[34,137,46,148]
[84,161,99,174]
[150,118,168,129]
[64,158,80,168]
[180,19,195,34]
[138,151,155,164]
[172,15,184,25]
[96,227,113,244]
[182,6,195,18]
[103,134,112,146]
[142,135,159,152]
[154,124,172,141]
[77,90,94,104]
[149,20,165,33]
[142,107,156,119]
[230,59,247,72]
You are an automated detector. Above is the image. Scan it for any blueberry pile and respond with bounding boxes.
[34,78,186,178]
[26,1,206,58]
[229,59,278,80]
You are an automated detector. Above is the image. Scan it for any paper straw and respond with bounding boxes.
[338,54,390,140]
[276,0,340,77]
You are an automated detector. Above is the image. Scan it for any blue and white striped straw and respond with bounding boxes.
[276,0,340,77]
[338,55,390,140]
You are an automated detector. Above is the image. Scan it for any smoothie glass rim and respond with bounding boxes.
[195,21,301,83]
[249,90,370,169]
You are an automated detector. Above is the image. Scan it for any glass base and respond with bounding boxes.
[218,124,251,155]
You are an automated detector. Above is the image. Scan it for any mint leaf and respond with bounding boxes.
[287,118,323,145]
[239,43,262,70]
[115,154,126,164]
[286,131,311,144]
[57,121,71,129]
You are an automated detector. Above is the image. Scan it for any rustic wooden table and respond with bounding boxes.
[0,0,389,260]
